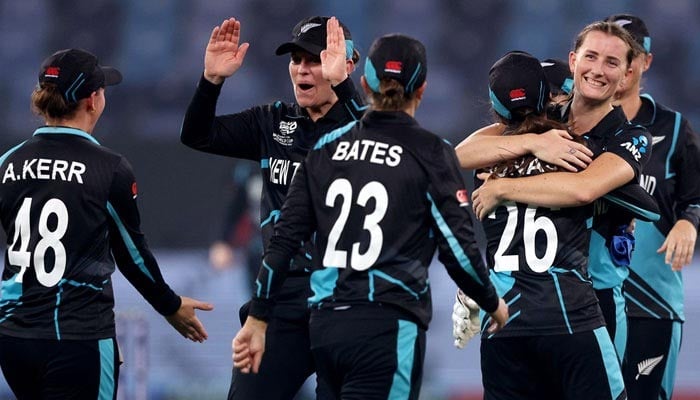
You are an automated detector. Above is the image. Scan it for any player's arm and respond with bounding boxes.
[108,157,212,341]
[663,118,700,269]
[180,17,262,159]
[234,160,316,373]
[472,125,653,219]
[455,123,592,171]
[426,142,507,332]
[322,17,366,120]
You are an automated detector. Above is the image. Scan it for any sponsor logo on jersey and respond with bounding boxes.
[456,189,469,206]
[652,135,665,146]
[273,121,297,146]
[636,355,664,380]
[384,61,402,74]
[509,88,526,101]
[620,135,649,161]
[299,23,322,34]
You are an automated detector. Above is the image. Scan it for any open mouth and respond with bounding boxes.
[298,84,314,91]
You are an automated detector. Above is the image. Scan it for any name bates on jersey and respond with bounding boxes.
[331,140,402,166]
[2,158,86,184]
[268,140,402,186]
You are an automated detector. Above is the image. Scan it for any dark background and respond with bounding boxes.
[1,0,698,248]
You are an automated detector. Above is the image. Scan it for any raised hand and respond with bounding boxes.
[204,17,250,85]
[320,16,349,86]
[165,296,214,342]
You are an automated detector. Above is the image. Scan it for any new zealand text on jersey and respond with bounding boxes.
[2,158,86,184]
[269,158,301,185]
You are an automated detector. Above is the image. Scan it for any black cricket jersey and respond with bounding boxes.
[560,105,653,290]
[625,94,700,322]
[0,127,181,340]
[478,168,603,337]
[250,111,500,329]
[181,76,365,274]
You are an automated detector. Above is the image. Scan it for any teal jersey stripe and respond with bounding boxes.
[106,202,155,282]
[549,270,573,334]
[98,338,116,400]
[313,121,357,150]
[665,111,681,179]
[33,126,100,144]
[309,268,339,305]
[388,320,417,400]
[593,326,625,399]
[0,141,27,168]
[260,210,280,227]
[427,193,484,286]
[368,270,420,301]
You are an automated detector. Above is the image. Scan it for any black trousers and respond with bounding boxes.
[309,304,426,400]
[481,328,626,400]
[0,335,119,400]
[228,275,323,400]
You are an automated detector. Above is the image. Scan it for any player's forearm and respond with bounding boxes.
[180,75,222,149]
[492,173,595,208]
[455,125,536,170]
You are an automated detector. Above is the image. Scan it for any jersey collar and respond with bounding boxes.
[631,94,657,127]
[33,126,101,145]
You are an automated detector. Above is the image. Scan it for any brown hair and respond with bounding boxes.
[488,112,579,177]
[351,48,360,64]
[31,83,79,120]
[367,78,419,111]
[573,21,641,68]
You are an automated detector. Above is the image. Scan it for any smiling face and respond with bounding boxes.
[289,50,338,120]
[569,30,632,105]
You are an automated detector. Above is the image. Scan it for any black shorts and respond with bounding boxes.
[0,335,119,400]
[309,304,426,400]
[622,318,681,400]
[228,275,320,400]
[481,328,625,400]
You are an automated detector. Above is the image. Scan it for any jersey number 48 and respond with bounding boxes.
[8,197,68,287]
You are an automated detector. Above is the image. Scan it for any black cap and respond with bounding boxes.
[363,33,427,94]
[540,58,573,96]
[605,14,651,53]
[38,49,122,104]
[488,51,549,120]
[275,16,354,59]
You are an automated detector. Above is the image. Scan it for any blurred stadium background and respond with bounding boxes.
[1,0,699,398]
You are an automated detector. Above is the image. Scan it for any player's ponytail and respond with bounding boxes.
[31,82,80,120]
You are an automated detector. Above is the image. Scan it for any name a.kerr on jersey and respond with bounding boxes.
[2,158,86,184]
[331,140,402,166]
